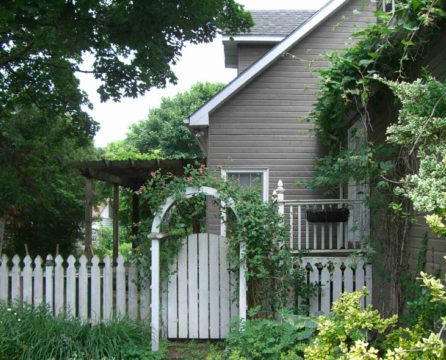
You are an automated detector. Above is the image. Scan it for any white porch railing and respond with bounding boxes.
[274,181,369,253]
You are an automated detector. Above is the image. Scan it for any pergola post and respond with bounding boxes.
[112,183,119,264]
[131,193,140,248]
[84,178,94,260]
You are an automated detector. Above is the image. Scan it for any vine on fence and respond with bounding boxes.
[132,164,316,317]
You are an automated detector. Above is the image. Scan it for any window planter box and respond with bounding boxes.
[306,207,350,223]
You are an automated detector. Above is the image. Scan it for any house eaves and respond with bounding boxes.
[187,0,351,127]
[223,9,315,68]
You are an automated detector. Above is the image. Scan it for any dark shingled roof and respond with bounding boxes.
[231,10,316,37]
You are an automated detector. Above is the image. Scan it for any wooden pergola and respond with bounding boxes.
[71,159,204,262]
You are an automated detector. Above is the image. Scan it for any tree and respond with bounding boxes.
[0,106,100,257]
[0,1,252,139]
[0,1,252,254]
[125,82,225,159]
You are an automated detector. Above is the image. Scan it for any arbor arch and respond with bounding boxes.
[149,186,246,351]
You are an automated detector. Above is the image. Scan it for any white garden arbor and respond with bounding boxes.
[149,186,247,351]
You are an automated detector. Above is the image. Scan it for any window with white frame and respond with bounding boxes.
[221,168,269,201]
[220,168,269,236]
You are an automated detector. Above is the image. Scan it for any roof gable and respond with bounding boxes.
[187,0,351,127]
[223,10,315,68]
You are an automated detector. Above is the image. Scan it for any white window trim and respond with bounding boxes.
[220,167,269,236]
[221,167,269,201]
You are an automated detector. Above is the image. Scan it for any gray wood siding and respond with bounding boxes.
[205,1,375,234]
[238,44,275,74]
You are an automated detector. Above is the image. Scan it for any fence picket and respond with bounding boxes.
[0,249,372,342]
[11,255,21,302]
[0,255,8,303]
[103,256,113,321]
[128,263,138,320]
[78,255,88,321]
[22,256,32,304]
[66,255,76,317]
[45,255,53,310]
[54,255,64,315]
[33,256,43,306]
[91,256,101,323]
[116,255,126,317]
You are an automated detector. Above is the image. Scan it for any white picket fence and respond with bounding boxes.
[300,257,372,313]
[0,254,150,323]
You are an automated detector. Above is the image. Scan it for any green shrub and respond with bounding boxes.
[304,287,445,359]
[207,315,317,360]
[0,302,163,359]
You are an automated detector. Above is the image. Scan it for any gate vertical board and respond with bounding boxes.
[167,260,178,338]
[177,236,188,338]
[219,234,230,338]
[165,233,234,340]
[188,235,199,338]
[209,234,220,339]
[198,233,209,339]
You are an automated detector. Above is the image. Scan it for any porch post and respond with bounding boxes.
[239,243,247,322]
[276,180,285,216]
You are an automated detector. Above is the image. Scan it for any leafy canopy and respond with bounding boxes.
[0,0,252,141]
[124,82,225,159]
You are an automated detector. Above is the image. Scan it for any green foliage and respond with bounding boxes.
[125,82,225,159]
[304,285,446,359]
[383,75,446,237]
[92,224,133,261]
[0,106,97,257]
[0,2,252,256]
[134,164,315,317]
[305,288,398,359]
[0,302,162,359]
[208,316,318,360]
[308,0,446,194]
[0,0,252,111]
[101,140,160,161]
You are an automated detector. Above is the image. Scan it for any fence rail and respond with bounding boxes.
[0,254,149,323]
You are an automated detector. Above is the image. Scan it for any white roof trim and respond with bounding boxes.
[188,0,350,127]
[222,35,284,43]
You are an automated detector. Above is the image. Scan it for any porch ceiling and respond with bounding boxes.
[71,159,204,190]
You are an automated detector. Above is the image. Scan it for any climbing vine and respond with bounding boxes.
[132,164,316,317]
[306,0,446,315]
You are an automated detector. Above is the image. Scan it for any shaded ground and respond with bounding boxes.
[165,340,223,359]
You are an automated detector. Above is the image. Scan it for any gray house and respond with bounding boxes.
[185,0,376,312]
[186,0,446,317]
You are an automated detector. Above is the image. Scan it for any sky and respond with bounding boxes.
[78,0,330,147]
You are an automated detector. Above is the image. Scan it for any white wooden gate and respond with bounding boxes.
[162,233,237,339]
